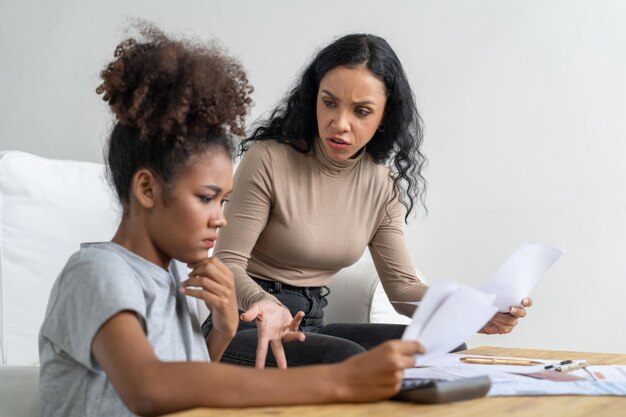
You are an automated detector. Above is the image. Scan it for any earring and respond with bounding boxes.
[377,124,385,133]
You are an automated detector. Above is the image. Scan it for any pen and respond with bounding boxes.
[554,361,588,373]
[460,357,544,366]
[544,360,573,370]
[583,367,599,381]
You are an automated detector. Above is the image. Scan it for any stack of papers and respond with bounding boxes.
[570,366,626,382]
[405,354,583,382]
[404,355,626,396]
[488,379,626,396]
[396,241,626,397]
[402,241,563,363]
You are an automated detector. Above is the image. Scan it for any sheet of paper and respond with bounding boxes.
[418,353,567,375]
[488,380,626,396]
[402,281,458,342]
[399,241,563,365]
[416,288,497,364]
[570,366,626,382]
[524,370,586,382]
[404,366,530,382]
[481,242,564,312]
[402,282,497,364]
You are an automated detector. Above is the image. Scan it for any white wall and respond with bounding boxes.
[1,0,625,353]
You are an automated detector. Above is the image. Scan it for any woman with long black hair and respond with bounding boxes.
[203,33,532,368]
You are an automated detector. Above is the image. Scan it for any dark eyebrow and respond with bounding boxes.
[320,89,376,106]
[321,89,339,100]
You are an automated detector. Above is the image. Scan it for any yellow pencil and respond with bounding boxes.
[460,357,544,366]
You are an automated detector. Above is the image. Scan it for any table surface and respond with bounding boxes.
[165,346,626,417]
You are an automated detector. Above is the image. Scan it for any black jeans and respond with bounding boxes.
[202,278,466,367]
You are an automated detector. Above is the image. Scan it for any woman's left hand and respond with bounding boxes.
[480,297,533,335]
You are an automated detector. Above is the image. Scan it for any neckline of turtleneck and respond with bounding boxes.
[312,137,366,177]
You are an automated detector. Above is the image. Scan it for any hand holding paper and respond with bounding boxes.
[480,297,532,335]
[401,241,563,363]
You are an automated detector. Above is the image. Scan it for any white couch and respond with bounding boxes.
[0,150,410,417]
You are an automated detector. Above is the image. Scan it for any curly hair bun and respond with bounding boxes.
[96,22,252,142]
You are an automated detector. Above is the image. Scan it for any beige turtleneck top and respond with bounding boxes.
[214,139,427,315]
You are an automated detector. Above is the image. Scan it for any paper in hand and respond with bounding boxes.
[402,281,498,364]
[480,242,563,312]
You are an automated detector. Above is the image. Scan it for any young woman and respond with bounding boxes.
[38,26,424,417]
[204,33,532,368]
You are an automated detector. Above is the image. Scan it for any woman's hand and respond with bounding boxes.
[480,297,533,335]
[240,300,306,369]
[335,340,425,401]
[181,257,239,358]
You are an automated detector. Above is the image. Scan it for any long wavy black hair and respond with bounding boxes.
[242,33,426,221]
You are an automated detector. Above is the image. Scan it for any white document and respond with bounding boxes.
[404,366,530,382]
[417,353,563,374]
[400,241,563,364]
[402,281,458,340]
[570,366,626,382]
[402,282,498,364]
[481,242,564,312]
[394,241,562,312]
[488,380,626,396]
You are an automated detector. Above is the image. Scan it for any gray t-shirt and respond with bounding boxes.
[39,242,209,417]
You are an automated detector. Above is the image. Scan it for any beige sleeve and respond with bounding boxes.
[368,194,428,317]
[214,144,281,310]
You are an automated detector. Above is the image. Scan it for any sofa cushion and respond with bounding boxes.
[0,151,118,365]
[323,255,380,324]
[369,281,412,325]
[0,365,41,417]
[324,253,412,325]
